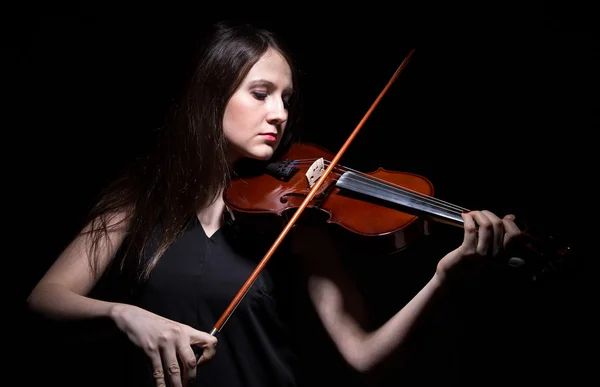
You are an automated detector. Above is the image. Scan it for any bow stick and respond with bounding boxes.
[210,48,416,336]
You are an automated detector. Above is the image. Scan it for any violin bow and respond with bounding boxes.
[210,48,416,336]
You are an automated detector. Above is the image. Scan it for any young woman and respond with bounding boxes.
[27,21,521,387]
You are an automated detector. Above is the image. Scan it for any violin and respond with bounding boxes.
[225,140,578,277]
[209,49,580,336]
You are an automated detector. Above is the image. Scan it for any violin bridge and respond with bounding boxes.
[305,157,325,188]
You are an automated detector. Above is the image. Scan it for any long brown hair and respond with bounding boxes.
[84,21,301,282]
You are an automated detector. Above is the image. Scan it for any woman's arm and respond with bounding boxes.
[27,211,130,321]
[293,210,521,373]
[27,210,218,387]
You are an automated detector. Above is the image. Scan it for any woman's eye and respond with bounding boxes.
[252,92,267,100]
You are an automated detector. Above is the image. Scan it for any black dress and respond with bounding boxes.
[119,215,302,387]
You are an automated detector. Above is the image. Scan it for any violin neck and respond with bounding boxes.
[335,171,465,227]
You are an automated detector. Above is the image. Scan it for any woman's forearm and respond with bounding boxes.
[27,282,120,322]
[357,274,446,372]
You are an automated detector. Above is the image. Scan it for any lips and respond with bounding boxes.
[259,133,278,142]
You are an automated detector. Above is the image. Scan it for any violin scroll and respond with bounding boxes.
[503,226,581,284]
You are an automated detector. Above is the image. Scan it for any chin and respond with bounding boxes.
[246,144,278,161]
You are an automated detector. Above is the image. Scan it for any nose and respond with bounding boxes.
[266,98,288,126]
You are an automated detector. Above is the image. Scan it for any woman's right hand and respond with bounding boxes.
[110,303,217,387]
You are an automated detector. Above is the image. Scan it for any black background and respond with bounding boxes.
[15,2,596,386]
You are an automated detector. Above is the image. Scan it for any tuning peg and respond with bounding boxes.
[508,256,526,268]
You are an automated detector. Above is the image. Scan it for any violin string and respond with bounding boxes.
[292,158,464,213]
[342,171,464,217]
[291,158,467,216]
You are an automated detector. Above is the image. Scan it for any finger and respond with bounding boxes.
[481,210,505,256]
[502,214,519,232]
[461,211,478,253]
[470,211,494,256]
[147,351,166,387]
[160,346,183,387]
[189,331,218,365]
[502,214,521,248]
[196,339,217,365]
[177,342,198,387]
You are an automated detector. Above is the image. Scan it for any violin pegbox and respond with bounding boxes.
[306,157,325,188]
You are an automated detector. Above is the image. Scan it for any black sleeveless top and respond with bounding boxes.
[119,216,302,387]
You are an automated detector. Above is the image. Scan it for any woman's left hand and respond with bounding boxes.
[435,210,522,284]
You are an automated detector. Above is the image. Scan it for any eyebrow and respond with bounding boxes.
[248,79,294,93]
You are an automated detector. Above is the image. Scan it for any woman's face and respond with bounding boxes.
[223,48,293,162]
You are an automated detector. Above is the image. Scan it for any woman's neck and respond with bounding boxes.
[197,190,227,237]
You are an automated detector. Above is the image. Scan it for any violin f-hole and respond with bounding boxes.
[280,182,335,205]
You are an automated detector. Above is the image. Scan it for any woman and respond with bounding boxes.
[26,21,521,387]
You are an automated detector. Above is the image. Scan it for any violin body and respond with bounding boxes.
[226,142,441,253]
